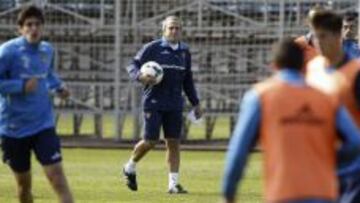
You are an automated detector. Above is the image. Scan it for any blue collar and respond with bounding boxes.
[278,69,305,86]
[18,36,40,49]
[160,37,187,50]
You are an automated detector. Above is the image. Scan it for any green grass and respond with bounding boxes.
[0,149,263,203]
[56,114,232,140]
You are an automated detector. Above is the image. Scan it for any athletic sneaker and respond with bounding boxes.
[123,167,137,191]
[168,184,188,194]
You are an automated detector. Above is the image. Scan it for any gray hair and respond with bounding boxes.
[161,16,182,31]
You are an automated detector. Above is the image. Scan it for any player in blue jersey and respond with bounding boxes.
[342,13,360,58]
[0,6,73,203]
[123,16,202,193]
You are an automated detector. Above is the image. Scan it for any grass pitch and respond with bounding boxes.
[0,149,262,203]
[56,114,233,140]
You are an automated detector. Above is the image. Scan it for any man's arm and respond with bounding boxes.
[183,51,199,106]
[222,90,261,203]
[47,52,64,91]
[46,51,69,99]
[127,44,152,82]
[0,46,26,94]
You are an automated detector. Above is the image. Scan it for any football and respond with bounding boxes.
[140,61,164,85]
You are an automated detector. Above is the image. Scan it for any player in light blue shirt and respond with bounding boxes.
[0,5,73,203]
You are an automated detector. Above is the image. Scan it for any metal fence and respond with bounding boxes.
[0,0,358,140]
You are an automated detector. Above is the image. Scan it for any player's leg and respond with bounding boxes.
[165,139,183,192]
[163,110,187,194]
[32,128,73,203]
[165,139,180,173]
[123,110,161,191]
[14,172,33,203]
[43,163,73,203]
[129,111,163,162]
[1,136,33,203]
[129,139,157,163]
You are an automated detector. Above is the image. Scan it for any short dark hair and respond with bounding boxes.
[273,38,304,70]
[343,13,358,22]
[17,5,44,26]
[310,10,342,34]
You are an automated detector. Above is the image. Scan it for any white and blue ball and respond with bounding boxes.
[140,61,164,85]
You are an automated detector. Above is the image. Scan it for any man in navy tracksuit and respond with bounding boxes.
[123,16,202,193]
[0,6,73,203]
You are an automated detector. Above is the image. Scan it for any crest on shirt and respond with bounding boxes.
[21,56,30,69]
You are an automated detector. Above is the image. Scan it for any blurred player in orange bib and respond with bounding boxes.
[222,38,360,203]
